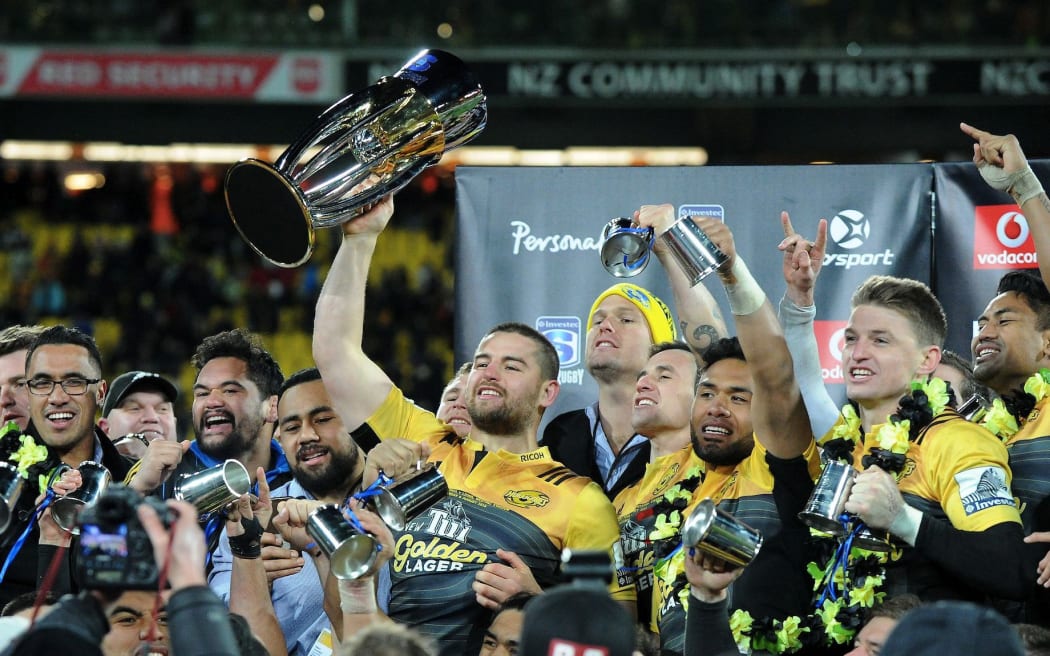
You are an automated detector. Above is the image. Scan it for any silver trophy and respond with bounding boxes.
[659,216,729,285]
[599,216,728,284]
[173,459,252,515]
[306,504,379,580]
[224,49,487,267]
[0,462,24,534]
[371,463,448,531]
[798,460,856,535]
[681,498,763,568]
[51,461,112,535]
[600,218,654,277]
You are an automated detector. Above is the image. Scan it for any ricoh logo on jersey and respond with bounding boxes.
[537,316,585,385]
[973,204,1038,270]
[814,320,848,383]
[823,209,895,270]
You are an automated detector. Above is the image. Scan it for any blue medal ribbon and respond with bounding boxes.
[0,489,56,583]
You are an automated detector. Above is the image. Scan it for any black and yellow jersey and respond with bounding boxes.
[1006,396,1050,532]
[367,387,633,656]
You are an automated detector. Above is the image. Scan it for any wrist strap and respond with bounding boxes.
[723,258,765,316]
[228,517,263,559]
[1009,167,1045,206]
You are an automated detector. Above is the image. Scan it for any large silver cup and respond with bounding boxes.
[658,217,729,285]
[372,464,448,531]
[957,394,990,423]
[0,462,24,534]
[798,460,856,535]
[306,504,379,580]
[173,459,251,515]
[600,218,654,277]
[51,461,111,535]
[224,49,487,267]
[852,525,893,553]
[681,499,763,568]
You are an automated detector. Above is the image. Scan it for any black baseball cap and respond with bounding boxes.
[102,371,178,417]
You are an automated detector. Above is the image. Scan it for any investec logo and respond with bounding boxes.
[973,204,1037,269]
[823,209,895,269]
[536,316,585,384]
[814,320,848,383]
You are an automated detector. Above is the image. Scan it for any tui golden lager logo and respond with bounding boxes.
[504,489,550,508]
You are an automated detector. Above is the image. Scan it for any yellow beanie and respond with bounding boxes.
[587,283,678,344]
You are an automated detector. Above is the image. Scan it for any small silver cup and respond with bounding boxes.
[51,461,112,535]
[173,459,251,515]
[600,218,654,278]
[798,460,856,535]
[306,504,379,580]
[852,525,893,553]
[957,394,990,423]
[372,464,448,530]
[0,462,24,535]
[657,216,729,285]
[681,498,763,568]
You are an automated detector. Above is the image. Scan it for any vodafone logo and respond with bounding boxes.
[973,204,1038,270]
[292,57,320,93]
[814,320,848,383]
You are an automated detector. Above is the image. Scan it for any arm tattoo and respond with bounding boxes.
[690,324,721,349]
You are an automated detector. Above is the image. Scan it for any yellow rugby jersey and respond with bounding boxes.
[820,410,1020,532]
[367,387,633,656]
[1005,395,1050,531]
[613,445,701,632]
[654,439,821,654]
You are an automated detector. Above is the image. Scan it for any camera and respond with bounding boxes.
[559,549,613,588]
[76,484,173,590]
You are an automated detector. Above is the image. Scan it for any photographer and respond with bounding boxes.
[2,496,239,656]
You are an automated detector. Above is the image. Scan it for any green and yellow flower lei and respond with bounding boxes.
[979,369,1050,441]
[0,420,59,494]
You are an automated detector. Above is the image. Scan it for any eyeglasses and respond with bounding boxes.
[27,377,100,396]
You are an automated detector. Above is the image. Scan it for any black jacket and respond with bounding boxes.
[541,408,650,500]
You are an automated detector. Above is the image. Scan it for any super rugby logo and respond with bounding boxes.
[973,204,1038,269]
[536,316,581,368]
[823,209,895,269]
[814,320,848,383]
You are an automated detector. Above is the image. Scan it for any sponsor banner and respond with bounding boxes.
[814,320,848,384]
[356,53,1050,105]
[0,46,340,102]
[973,204,1038,270]
[455,164,929,422]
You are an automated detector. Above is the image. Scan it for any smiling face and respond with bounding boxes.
[479,607,524,656]
[690,358,754,467]
[278,378,361,497]
[972,291,1050,394]
[0,349,30,429]
[436,373,471,437]
[843,304,937,412]
[27,344,104,455]
[465,332,555,437]
[102,389,177,445]
[632,348,697,438]
[192,356,268,461]
[586,295,654,384]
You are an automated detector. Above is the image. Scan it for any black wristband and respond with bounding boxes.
[228,516,263,559]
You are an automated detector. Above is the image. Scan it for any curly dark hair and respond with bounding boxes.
[191,329,284,398]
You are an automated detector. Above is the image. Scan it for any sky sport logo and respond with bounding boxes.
[823,209,895,270]
[814,320,848,383]
[973,204,1037,270]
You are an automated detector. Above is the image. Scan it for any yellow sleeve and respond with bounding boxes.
[565,480,637,603]
[365,385,454,444]
[923,420,1021,530]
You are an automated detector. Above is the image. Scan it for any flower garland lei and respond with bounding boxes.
[980,368,1050,441]
[0,420,60,494]
[719,378,950,654]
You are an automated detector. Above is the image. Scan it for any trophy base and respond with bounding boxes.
[225,159,315,268]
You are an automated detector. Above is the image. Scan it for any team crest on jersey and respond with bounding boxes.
[652,463,681,498]
[956,466,1014,515]
[900,458,917,480]
[504,489,551,508]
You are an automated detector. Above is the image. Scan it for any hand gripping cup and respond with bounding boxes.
[173,459,252,515]
[600,218,655,278]
[681,499,763,568]
[306,504,379,580]
[371,463,448,531]
[657,216,729,285]
[224,48,487,267]
[51,461,112,535]
[0,462,24,534]
[798,460,857,536]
